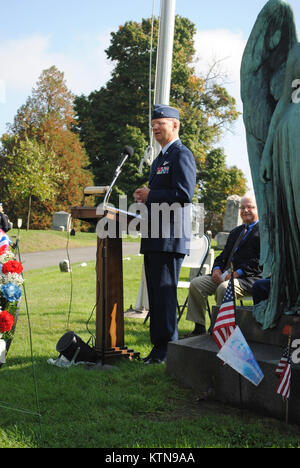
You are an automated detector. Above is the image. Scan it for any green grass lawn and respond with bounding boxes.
[8,228,139,253]
[8,228,100,253]
[0,249,300,448]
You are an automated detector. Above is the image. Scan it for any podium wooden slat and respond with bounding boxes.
[71,206,102,223]
[95,235,124,349]
[71,205,139,362]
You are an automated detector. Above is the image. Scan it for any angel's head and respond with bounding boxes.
[262,0,297,61]
[247,0,297,65]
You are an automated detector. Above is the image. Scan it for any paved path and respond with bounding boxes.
[20,242,141,271]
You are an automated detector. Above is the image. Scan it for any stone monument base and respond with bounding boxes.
[166,307,300,424]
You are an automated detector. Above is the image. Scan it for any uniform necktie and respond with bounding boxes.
[225,225,249,271]
[156,150,164,165]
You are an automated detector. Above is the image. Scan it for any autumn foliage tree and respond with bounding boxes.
[0,66,93,229]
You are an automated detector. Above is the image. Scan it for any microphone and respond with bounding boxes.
[103,146,134,209]
[114,146,134,176]
[123,146,134,157]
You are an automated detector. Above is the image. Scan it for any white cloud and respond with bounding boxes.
[193,29,245,97]
[193,29,253,188]
[0,32,113,97]
[0,31,115,136]
[0,80,5,103]
[55,31,114,95]
[0,35,51,90]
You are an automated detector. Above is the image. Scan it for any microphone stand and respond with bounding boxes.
[101,150,130,364]
[103,153,129,211]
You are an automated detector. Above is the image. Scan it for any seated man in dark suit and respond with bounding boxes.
[186,194,262,335]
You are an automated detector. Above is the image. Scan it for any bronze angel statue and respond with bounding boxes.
[241,0,300,328]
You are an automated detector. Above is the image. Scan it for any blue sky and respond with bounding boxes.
[1,0,300,188]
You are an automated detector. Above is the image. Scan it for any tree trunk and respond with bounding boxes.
[27,193,32,231]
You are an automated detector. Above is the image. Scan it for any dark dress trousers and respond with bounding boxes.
[141,139,196,359]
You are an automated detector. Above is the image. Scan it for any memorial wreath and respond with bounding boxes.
[0,229,23,364]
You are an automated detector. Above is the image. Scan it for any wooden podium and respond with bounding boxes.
[71,204,140,363]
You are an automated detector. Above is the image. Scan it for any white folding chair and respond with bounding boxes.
[143,233,211,325]
[177,233,211,323]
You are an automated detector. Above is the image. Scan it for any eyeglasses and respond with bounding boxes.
[240,205,256,211]
[151,121,168,128]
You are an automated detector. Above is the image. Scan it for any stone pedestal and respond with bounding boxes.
[167,307,300,424]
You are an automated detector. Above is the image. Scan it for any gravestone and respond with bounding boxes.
[216,195,242,249]
[59,259,71,273]
[52,211,71,232]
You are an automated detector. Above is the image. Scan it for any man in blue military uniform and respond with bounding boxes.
[134,104,196,364]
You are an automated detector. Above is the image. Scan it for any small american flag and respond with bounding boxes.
[212,275,236,349]
[275,346,289,377]
[0,230,10,254]
[276,347,291,400]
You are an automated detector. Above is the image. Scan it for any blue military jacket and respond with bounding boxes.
[140,139,196,255]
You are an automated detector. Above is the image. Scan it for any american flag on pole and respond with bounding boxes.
[275,347,291,400]
[275,346,290,377]
[212,275,236,349]
[0,229,11,255]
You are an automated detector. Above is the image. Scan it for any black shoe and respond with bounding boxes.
[143,345,167,362]
[142,353,152,362]
[185,323,206,337]
[143,357,166,365]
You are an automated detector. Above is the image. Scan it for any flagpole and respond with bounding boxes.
[153,0,176,156]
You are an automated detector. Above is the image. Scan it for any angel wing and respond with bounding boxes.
[240,0,298,274]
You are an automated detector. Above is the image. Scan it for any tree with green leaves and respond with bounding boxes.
[74,15,240,207]
[1,66,93,229]
[0,135,65,230]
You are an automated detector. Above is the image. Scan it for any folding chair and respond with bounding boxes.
[177,233,211,323]
[239,295,253,306]
[143,233,211,325]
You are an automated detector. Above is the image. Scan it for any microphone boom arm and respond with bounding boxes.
[103,155,128,209]
[103,147,133,210]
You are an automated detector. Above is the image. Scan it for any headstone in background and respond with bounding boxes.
[191,203,205,237]
[52,211,71,232]
[59,259,71,273]
[216,195,242,249]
